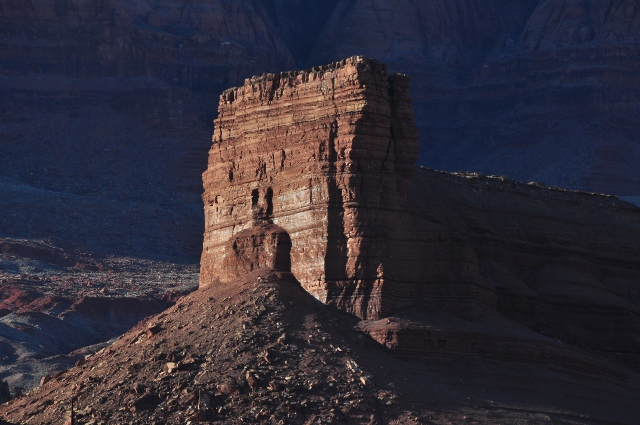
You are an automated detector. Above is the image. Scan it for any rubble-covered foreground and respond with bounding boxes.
[0,238,198,393]
[2,269,639,425]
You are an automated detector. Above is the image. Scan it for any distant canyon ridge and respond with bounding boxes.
[1,0,640,261]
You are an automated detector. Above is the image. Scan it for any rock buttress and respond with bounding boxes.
[201,56,419,319]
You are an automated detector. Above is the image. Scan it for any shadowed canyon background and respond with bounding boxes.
[1,0,640,404]
[2,2,640,256]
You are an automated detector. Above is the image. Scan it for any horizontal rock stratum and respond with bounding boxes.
[2,56,640,424]
[202,56,640,374]
[201,56,420,319]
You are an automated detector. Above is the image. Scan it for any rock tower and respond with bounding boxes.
[201,56,419,319]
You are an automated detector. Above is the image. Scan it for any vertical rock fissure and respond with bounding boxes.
[268,75,281,102]
[325,118,349,303]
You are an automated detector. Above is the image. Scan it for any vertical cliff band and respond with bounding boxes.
[201,56,420,319]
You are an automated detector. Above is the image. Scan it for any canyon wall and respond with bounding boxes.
[0,0,296,260]
[400,169,640,371]
[3,0,640,263]
[307,0,640,196]
[0,0,293,87]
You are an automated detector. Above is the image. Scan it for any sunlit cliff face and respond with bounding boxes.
[200,56,419,319]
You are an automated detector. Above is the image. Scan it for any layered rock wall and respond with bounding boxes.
[203,57,640,372]
[202,56,502,321]
[307,0,640,196]
[201,56,420,318]
[401,169,640,371]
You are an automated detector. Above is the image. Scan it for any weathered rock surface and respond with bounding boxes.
[0,271,394,424]
[310,0,537,69]
[0,0,293,85]
[2,1,640,273]
[222,224,292,281]
[0,0,294,399]
[7,0,638,366]
[3,55,640,424]
[403,169,640,372]
[2,270,639,424]
[201,56,419,319]
[0,1,289,384]
[1,3,640,421]
[0,0,295,261]
[203,56,640,382]
[257,0,340,65]
[3,1,640,269]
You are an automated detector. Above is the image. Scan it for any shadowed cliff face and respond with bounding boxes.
[0,2,293,391]
[0,0,296,260]
[0,5,638,414]
[1,0,636,198]
[309,0,539,68]
[256,0,340,65]
[1,0,640,266]
[302,0,640,196]
[522,0,640,50]
[0,0,294,87]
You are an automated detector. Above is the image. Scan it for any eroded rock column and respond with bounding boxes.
[200,56,419,319]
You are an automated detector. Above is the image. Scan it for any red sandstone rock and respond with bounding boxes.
[201,56,419,319]
[222,224,292,281]
[202,57,640,375]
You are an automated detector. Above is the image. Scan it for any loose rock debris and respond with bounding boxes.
[0,271,396,424]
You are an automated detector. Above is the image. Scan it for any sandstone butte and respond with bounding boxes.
[202,55,640,382]
[201,56,420,320]
[2,56,640,424]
